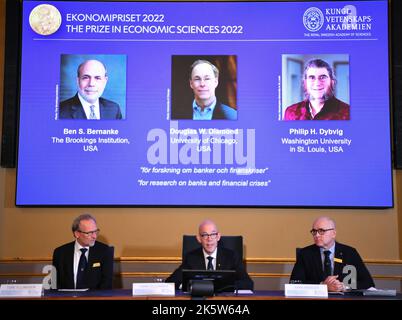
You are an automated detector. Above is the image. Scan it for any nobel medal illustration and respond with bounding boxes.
[29,4,62,36]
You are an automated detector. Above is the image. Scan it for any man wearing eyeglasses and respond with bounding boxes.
[166,219,253,290]
[290,216,374,292]
[52,214,114,289]
[283,58,350,120]
[172,59,237,120]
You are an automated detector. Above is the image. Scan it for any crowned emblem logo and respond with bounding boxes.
[303,7,324,32]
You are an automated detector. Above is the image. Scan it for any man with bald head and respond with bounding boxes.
[166,219,253,291]
[290,216,374,292]
[59,59,122,119]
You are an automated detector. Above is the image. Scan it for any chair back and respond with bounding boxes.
[182,235,243,259]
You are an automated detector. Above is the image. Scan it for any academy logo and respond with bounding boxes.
[303,7,324,32]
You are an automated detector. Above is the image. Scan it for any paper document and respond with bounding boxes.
[236,290,254,295]
[363,288,396,296]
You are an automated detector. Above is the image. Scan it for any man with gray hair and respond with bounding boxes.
[52,214,114,289]
[59,59,122,119]
[290,216,374,292]
[284,59,350,120]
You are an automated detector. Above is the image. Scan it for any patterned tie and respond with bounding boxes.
[207,256,214,270]
[89,105,96,119]
[323,250,332,278]
[76,248,88,288]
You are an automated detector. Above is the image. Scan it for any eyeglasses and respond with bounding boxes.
[78,229,100,236]
[310,228,334,236]
[200,232,219,239]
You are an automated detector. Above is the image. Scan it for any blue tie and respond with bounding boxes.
[207,256,213,270]
[89,105,96,119]
[76,248,88,288]
[323,250,332,278]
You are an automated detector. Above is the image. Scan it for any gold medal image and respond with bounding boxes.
[29,4,62,36]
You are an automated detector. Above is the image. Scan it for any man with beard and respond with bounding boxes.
[284,59,350,120]
[52,214,114,289]
[59,59,122,120]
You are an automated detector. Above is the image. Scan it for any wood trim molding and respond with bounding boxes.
[1,272,401,281]
[1,257,402,265]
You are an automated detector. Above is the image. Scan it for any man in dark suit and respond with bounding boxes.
[172,60,237,120]
[290,216,375,291]
[165,219,253,291]
[52,214,114,289]
[59,59,122,120]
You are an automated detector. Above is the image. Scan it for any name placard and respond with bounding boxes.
[285,284,328,298]
[0,284,43,297]
[132,283,175,296]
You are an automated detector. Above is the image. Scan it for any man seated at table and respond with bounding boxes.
[290,216,375,292]
[52,214,114,289]
[165,219,253,291]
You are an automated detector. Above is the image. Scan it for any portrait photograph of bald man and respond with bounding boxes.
[58,54,127,120]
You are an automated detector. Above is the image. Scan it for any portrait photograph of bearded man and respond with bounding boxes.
[282,55,350,121]
[58,54,126,120]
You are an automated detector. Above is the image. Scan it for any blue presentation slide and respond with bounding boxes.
[16,1,392,207]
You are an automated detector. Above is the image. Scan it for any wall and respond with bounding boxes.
[0,0,400,263]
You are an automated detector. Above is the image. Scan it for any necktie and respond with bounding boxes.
[76,248,88,288]
[89,105,96,119]
[323,250,332,278]
[207,256,214,270]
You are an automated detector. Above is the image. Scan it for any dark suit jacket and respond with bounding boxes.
[165,246,253,290]
[59,94,122,119]
[172,101,237,120]
[52,241,114,289]
[290,242,375,289]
